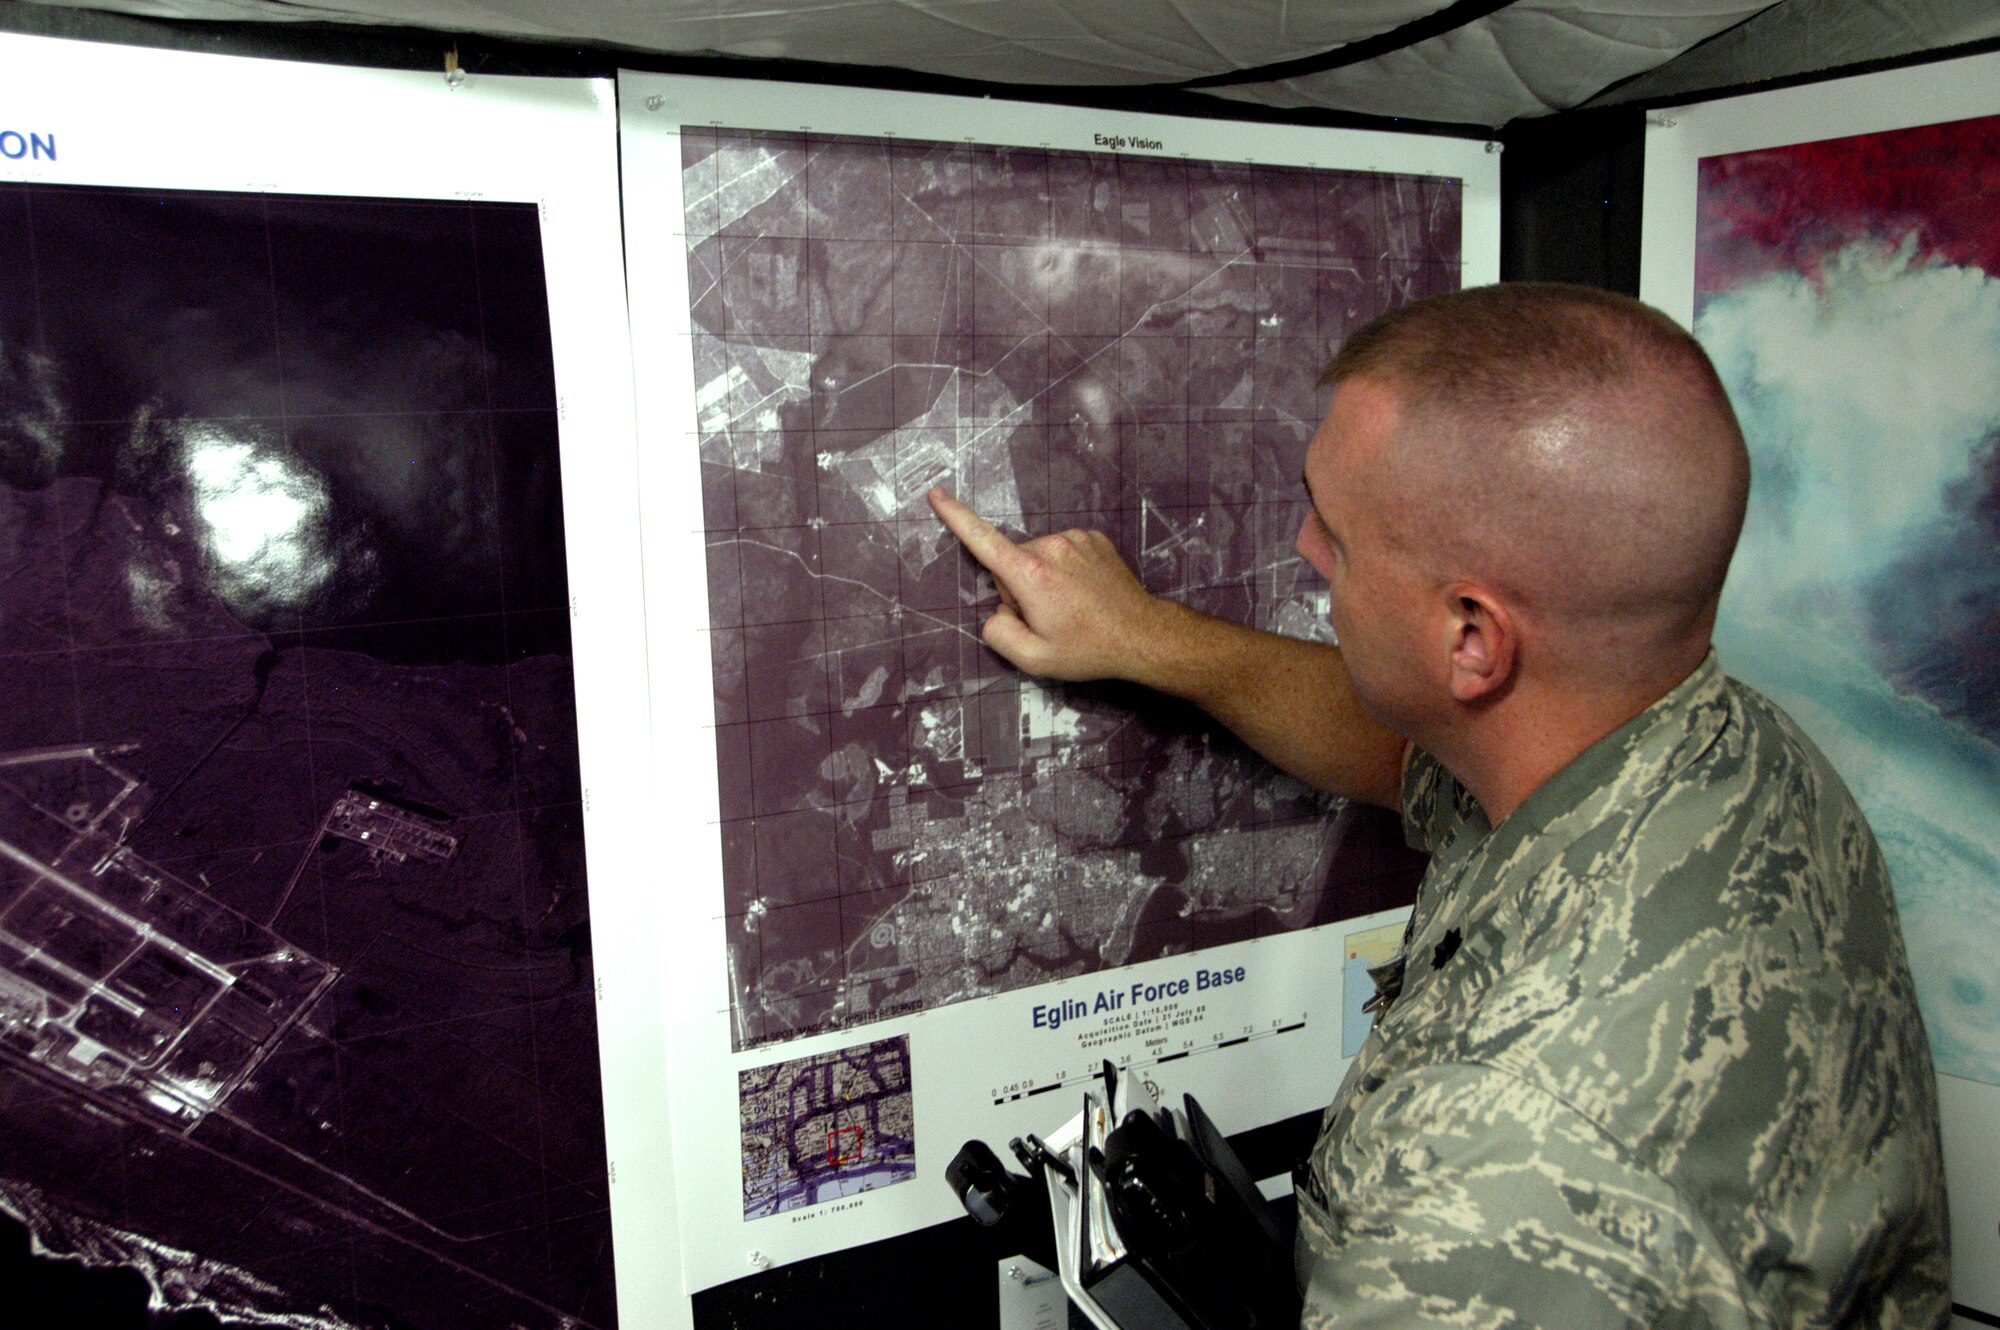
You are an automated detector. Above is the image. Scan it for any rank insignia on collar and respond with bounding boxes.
[1432,927,1462,969]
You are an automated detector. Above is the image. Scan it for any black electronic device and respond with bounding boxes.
[946,1137,1059,1272]
[1080,1102,1301,1330]
[978,1066,1300,1330]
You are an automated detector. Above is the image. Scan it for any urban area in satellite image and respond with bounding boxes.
[738,1035,914,1218]
[680,128,1449,1049]
[0,182,612,1328]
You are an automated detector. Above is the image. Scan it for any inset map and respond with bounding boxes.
[681,128,1448,1049]
[739,1035,915,1218]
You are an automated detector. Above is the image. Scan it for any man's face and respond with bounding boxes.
[1295,378,1432,732]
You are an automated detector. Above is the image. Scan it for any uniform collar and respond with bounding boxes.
[1440,652,1732,898]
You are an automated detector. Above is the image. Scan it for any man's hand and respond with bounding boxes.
[927,487,1165,684]
[928,485,1405,804]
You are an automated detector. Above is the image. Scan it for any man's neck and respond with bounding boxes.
[1427,660,1703,825]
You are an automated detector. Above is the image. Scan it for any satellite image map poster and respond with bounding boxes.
[0,37,661,1330]
[1641,48,2000,1318]
[622,74,1498,1289]
[683,122,1455,1052]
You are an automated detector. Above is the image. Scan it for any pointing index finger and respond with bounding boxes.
[928,486,1030,580]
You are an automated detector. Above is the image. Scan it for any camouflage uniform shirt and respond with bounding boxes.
[1295,654,1950,1328]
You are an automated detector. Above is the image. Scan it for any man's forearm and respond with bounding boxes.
[1126,599,1407,807]
[926,487,1406,805]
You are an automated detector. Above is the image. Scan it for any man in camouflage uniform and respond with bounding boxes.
[1295,662,1947,1327]
[931,282,1949,1327]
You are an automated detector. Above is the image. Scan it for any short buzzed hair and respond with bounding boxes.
[1323,283,1738,447]
[1320,284,1751,677]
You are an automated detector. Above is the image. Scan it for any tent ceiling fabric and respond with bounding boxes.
[14,0,1496,87]
[15,0,1999,127]
[1580,0,2000,108]
[1207,0,1767,123]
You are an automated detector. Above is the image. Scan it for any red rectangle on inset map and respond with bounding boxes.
[827,1125,865,1166]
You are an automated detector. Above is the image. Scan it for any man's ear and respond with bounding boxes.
[1442,583,1516,703]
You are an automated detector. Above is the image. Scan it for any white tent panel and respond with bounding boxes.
[20,0,1448,86]
[32,0,1992,127]
[1212,0,1766,123]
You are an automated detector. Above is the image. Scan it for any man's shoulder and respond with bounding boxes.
[1671,671,1885,891]
[1713,671,1845,793]
[1606,669,1871,873]
[1400,663,1857,866]
[1512,670,1893,994]
[1489,673,1944,1319]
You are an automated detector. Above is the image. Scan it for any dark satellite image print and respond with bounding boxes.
[0,183,613,1329]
